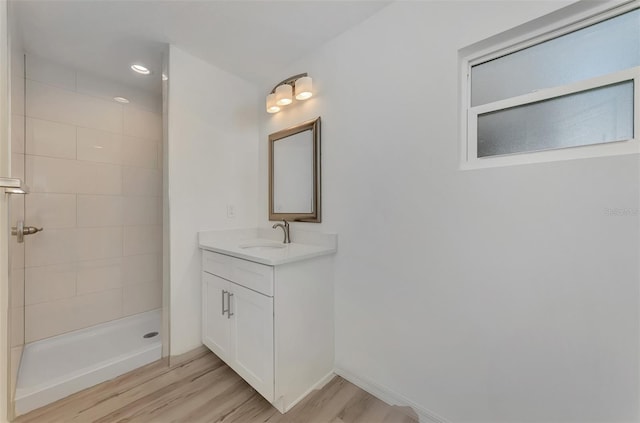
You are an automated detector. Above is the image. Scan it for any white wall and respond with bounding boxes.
[258,2,639,422]
[167,46,259,355]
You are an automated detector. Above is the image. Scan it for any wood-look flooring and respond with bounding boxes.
[15,348,418,423]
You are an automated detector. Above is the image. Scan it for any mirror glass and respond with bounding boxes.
[273,131,314,213]
[269,117,321,222]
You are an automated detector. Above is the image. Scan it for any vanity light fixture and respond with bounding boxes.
[131,64,151,75]
[295,76,313,100]
[275,84,293,106]
[266,94,280,113]
[113,96,130,104]
[266,73,313,114]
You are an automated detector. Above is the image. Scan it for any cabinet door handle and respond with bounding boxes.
[227,293,234,319]
[221,289,229,316]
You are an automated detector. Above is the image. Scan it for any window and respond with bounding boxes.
[461,4,639,168]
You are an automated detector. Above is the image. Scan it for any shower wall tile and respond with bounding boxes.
[10,268,25,308]
[25,289,122,342]
[26,155,77,193]
[11,114,24,154]
[75,227,123,262]
[12,50,25,115]
[123,106,162,141]
[123,253,160,286]
[76,71,162,114]
[78,289,124,328]
[10,234,24,270]
[75,161,122,195]
[25,263,76,305]
[25,228,76,267]
[76,71,129,102]
[10,47,26,385]
[157,136,163,170]
[123,280,162,316]
[76,257,123,295]
[11,307,24,347]
[11,153,24,179]
[27,80,123,133]
[73,95,123,134]
[122,167,161,196]
[26,193,76,229]
[25,157,123,196]
[10,347,23,400]
[10,191,24,218]
[26,54,76,91]
[122,136,157,168]
[77,195,123,227]
[124,196,161,226]
[25,300,63,342]
[77,127,123,164]
[9,158,25,277]
[26,117,76,159]
[123,225,161,256]
[24,55,162,342]
[26,80,81,126]
[9,194,24,224]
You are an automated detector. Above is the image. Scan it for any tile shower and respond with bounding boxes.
[10,54,164,415]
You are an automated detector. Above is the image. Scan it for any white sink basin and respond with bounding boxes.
[199,229,337,265]
[238,240,286,251]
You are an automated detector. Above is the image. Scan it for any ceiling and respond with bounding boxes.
[13,0,391,94]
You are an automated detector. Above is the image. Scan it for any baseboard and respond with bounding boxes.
[334,367,449,423]
[169,345,209,367]
[276,371,336,413]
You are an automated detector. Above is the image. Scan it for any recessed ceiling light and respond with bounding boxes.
[131,64,151,75]
[114,96,130,103]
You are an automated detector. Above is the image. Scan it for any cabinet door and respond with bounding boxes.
[202,272,231,360]
[229,283,274,402]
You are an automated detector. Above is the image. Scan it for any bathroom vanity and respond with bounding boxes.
[198,228,336,413]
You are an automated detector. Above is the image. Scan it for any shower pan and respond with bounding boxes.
[15,310,161,415]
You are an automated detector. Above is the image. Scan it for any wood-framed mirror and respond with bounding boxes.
[269,117,321,222]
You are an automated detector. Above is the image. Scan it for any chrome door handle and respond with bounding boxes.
[10,221,43,243]
[24,226,43,235]
[222,290,229,316]
[227,293,234,319]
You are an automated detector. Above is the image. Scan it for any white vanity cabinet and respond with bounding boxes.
[201,247,334,413]
[202,272,274,401]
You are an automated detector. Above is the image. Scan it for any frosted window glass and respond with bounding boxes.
[471,9,640,106]
[477,81,634,158]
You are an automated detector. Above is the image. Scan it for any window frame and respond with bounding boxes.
[460,1,640,170]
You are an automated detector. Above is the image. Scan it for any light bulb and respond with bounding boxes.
[275,84,293,106]
[295,76,313,100]
[266,93,280,113]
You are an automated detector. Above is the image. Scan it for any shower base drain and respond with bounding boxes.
[143,331,159,339]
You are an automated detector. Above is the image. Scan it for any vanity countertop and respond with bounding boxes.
[198,228,337,266]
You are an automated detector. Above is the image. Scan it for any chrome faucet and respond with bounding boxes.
[272,220,291,244]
